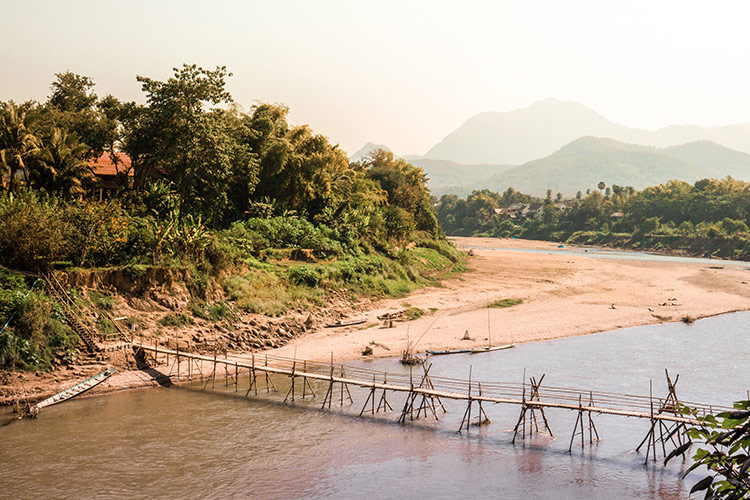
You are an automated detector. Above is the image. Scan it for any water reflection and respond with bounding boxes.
[1,312,748,499]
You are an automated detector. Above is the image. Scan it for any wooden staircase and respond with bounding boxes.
[44,273,101,353]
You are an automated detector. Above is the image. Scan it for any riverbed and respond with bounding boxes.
[2,311,748,499]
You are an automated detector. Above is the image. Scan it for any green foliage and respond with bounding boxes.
[189,300,233,322]
[29,128,94,198]
[403,307,424,320]
[364,149,441,237]
[223,272,321,316]
[0,277,77,371]
[437,177,750,261]
[0,101,41,192]
[489,298,523,308]
[674,401,750,499]
[88,290,115,310]
[288,265,321,287]
[159,312,194,327]
[225,217,343,257]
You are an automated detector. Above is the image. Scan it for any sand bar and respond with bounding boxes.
[266,237,750,362]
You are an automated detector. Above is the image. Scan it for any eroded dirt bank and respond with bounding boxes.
[4,237,750,406]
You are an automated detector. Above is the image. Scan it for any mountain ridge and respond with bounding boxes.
[425,98,750,165]
[481,136,750,196]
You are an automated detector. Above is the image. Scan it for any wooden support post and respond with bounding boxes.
[224,352,229,387]
[588,392,600,443]
[212,351,217,389]
[399,367,418,424]
[473,383,490,426]
[202,351,218,391]
[284,360,296,403]
[458,366,474,432]
[176,342,181,380]
[377,374,392,413]
[234,362,238,392]
[264,355,276,392]
[512,369,528,443]
[359,376,377,417]
[245,353,257,397]
[302,361,307,399]
[322,353,335,410]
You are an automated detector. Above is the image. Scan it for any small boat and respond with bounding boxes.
[33,368,116,412]
[425,348,474,356]
[325,318,367,328]
[470,343,516,354]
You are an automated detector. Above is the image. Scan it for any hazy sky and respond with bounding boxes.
[2,1,749,156]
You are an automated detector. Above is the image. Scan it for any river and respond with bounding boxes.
[1,310,748,499]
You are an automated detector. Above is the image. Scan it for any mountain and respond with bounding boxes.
[348,143,510,196]
[481,137,750,197]
[403,157,512,197]
[660,141,750,179]
[425,98,750,165]
[349,142,392,163]
[426,99,618,165]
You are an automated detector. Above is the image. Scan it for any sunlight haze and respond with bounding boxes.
[2,0,749,155]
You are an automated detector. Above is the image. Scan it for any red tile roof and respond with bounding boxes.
[90,152,133,177]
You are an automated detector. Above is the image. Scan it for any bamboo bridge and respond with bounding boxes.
[130,340,729,464]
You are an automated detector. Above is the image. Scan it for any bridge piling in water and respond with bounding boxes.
[131,339,731,466]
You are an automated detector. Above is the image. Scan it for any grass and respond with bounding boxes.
[489,298,523,308]
[224,271,322,316]
[190,300,234,322]
[160,312,194,327]
[403,307,424,320]
[88,290,116,311]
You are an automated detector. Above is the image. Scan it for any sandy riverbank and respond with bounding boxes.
[264,236,750,362]
[4,236,750,406]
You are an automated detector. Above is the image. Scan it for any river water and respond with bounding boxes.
[1,311,748,499]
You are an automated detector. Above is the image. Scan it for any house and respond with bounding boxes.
[90,152,133,200]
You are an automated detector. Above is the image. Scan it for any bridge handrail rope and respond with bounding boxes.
[131,340,734,419]
[238,351,726,414]
[46,271,131,345]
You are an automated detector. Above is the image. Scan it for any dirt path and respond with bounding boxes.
[266,237,750,362]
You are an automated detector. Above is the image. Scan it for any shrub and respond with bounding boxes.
[289,265,321,287]
[0,290,78,371]
[159,313,194,327]
[490,298,523,308]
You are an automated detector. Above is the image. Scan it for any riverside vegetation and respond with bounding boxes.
[0,65,463,372]
[437,179,750,260]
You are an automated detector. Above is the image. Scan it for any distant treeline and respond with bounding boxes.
[437,178,750,260]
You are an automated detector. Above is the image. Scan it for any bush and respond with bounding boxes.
[489,298,523,308]
[289,265,321,287]
[159,313,194,327]
[0,290,78,371]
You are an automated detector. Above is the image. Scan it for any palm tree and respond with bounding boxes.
[0,102,41,192]
[31,128,93,198]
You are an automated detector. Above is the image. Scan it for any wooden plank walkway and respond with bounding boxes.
[131,340,729,463]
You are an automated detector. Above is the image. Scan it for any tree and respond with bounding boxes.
[131,64,251,226]
[364,149,440,237]
[30,128,93,198]
[670,400,750,499]
[44,72,119,158]
[48,72,98,112]
[0,102,41,192]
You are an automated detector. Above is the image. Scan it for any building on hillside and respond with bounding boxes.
[553,201,573,211]
[90,152,133,200]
